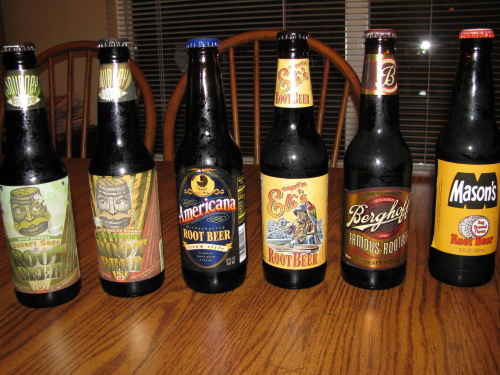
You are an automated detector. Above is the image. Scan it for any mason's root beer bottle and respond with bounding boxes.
[429,29,499,287]
[342,29,412,290]
[0,43,81,307]
[89,38,164,297]
[261,31,329,289]
[175,38,247,293]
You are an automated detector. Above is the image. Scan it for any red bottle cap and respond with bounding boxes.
[459,29,495,39]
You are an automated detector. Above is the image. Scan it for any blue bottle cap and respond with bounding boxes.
[186,38,220,48]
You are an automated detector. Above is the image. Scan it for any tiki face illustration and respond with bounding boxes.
[10,187,50,236]
[95,178,132,228]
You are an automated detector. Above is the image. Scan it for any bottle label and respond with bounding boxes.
[431,160,499,256]
[98,62,136,102]
[0,177,81,294]
[274,58,314,108]
[342,187,410,270]
[177,167,246,272]
[3,69,44,110]
[89,169,164,282]
[361,53,398,95]
[261,174,328,270]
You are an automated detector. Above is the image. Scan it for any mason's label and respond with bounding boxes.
[274,58,314,108]
[98,62,136,102]
[4,69,44,110]
[432,160,499,256]
[0,178,81,294]
[261,174,328,270]
[177,167,246,271]
[361,54,398,95]
[342,187,410,270]
[89,170,164,282]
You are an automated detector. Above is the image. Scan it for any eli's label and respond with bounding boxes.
[342,187,411,269]
[274,58,314,108]
[4,69,44,110]
[98,62,136,102]
[361,53,398,95]
[177,167,246,271]
[89,169,164,282]
[0,177,81,293]
[261,174,328,270]
[431,160,499,256]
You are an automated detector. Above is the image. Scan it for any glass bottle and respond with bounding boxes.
[429,28,499,286]
[89,38,164,297]
[175,38,247,293]
[261,30,329,289]
[342,29,412,290]
[0,43,81,307]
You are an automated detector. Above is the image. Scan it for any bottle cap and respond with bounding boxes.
[186,38,219,48]
[97,38,130,48]
[364,29,396,39]
[277,30,309,41]
[459,29,495,39]
[1,43,36,53]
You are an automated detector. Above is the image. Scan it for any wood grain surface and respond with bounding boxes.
[0,159,498,375]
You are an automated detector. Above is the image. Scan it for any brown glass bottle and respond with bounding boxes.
[429,29,499,287]
[0,43,81,307]
[261,31,329,289]
[175,38,247,293]
[89,39,164,297]
[342,29,412,290]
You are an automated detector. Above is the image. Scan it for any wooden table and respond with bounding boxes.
[0,159,498,375]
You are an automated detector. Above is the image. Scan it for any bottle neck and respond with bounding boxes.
[448,38,495,129]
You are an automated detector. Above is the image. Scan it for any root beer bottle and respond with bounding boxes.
[0,43,81,307]
[175,38,247,293]
[89,38,164,297]
[341,29,412,290]
[261,31,329,289]
[429,29,499,287]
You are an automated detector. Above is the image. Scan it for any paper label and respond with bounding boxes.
[3,69,44,110]
[361,54,398,95]
[98,62,136,102]
[274,58,314,108]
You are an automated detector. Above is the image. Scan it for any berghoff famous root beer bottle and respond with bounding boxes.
[89,38,164,297]
[261,31,329,289]
[342,29,412,290]
[0,43,81,307]
[429,29,500,287]
[175,38,247,293]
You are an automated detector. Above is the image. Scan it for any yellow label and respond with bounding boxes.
[274,58,314,108]
[261,173,328,270]
[431,160,499,256]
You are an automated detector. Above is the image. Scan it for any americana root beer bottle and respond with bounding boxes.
[175,38,247,293]
[261,31,329,289]
[0,43,81,307]
[342,29,412,290]
[429,29,499,287]
[89,38,164,297]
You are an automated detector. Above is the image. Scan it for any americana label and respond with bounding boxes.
[431,160,499,256]
[98,62,136,102]
[89,169,164,282]
[4,69,44,110]
[0,177,81,294]
[177,167,246,271]
[261,174,328,270]
[361,53,398,95]
[274,58,314,108]
[342,187,411,270]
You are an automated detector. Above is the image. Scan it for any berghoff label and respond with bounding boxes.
[261,174,328,270]
[342,187,410,269]
[274,58,314,108]
[0,177,81,293]
[432,160,499,256]
[98,62,136,102]
[89,169,164,282]
[177,167,246,271]
[4,69,44,110]
[361,54,398,95]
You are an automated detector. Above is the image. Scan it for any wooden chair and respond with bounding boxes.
[162,30,361,166]
[0,40,156,158]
